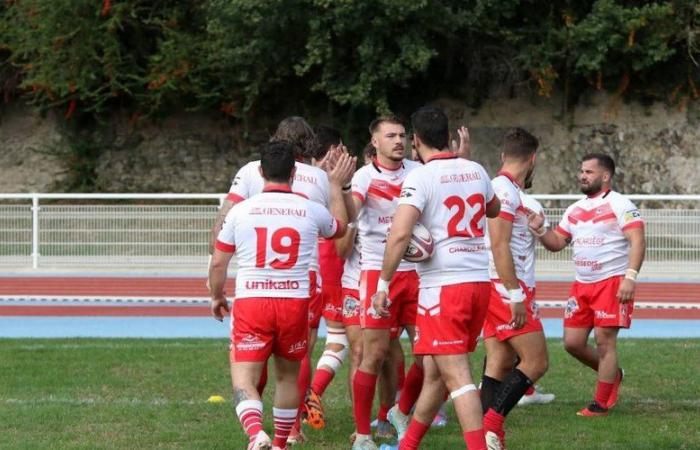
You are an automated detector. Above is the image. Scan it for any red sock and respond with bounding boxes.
[483,408,505,434]
[297,354,311,403]
[235,399,264,439]
[398,363,424,415]
[272,407,297,447]
[464,429,487,450]
[377,403,390,422]
[525,385,535,396]
[256,361,268,396]
[310,367,335,397]
[397,360,406,391]
[399,419,430,450]
[352,369,377,435]
[594,380,614,407]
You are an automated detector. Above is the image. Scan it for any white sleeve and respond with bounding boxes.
[492,177,519,221]
[226,162,254,202]
[311,202,341,239]
[351,169,371,205]
[615,197,644,231]
[397,169,427,213]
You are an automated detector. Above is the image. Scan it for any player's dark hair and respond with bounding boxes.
[260,140,295,183]
[501,128,539,159]
[369,115,405,135]
[582,153,616,176]
[410,106,449,150]
[313,125,342,159]
[272,116,318,160]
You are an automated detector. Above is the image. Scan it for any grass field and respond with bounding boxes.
[1,338,698,449]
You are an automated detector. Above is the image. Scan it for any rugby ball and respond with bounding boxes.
[403,223,434,262]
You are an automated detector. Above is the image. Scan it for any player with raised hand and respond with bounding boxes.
[208,141,349,450]
[376,106,500,450]
[529,153,645,416]
[480,128,550,449]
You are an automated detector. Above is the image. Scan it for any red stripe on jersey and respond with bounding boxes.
[498,211,515,222]
[369,179,402,197]
[593,212,617,223]
[215,240,236,253]
[226,192,245,203]
[568,204,614,224]
[367,186,397,202]
[555,225,571,238]
[622,221,644,231]
[294,191,309,199]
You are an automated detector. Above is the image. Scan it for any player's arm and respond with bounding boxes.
[208,247,233,322]
[335,195,361,258]
[617,226,646,303]
[374,204,420,317]
[209,199,235,254]
[326,152,357,238]
[528,212,570,251]
[488,216,527,329]
[485,196,501,218]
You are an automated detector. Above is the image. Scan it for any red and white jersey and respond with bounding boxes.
[341,240,361,290]
[216,186,342,299]
[351,158,421,271]
[398,154,496,287]
[226,160,330,272]
[486,172,548,288]
[556,190,644,283]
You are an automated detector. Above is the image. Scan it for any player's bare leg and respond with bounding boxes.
[483,331,548,448]
[576,327,621,416]
[563,327,599,371]
[231,361,272,450]
[346,324,363,397]
[433,354,486,450]
[393,356,446,449]
[272,356,302,449]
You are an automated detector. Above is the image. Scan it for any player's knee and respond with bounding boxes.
[317,349,347,373]
[563,338,584,355]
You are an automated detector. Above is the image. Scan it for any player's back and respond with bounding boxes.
[400,154,495,288]
[223,188,336,300]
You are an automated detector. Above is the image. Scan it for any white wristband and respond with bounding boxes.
[508,288,526,303]
[625,268,638,281]
[347,221,358,230]
[376,278,390,294]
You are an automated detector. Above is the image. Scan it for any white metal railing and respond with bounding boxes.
[0,194,698,278]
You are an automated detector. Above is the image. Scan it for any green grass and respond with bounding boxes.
[1,338,698,449]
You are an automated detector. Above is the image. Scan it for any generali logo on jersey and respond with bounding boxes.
[249,207,307,217]
[245,280,301,290]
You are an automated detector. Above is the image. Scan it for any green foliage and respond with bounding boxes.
[0,0,698,120]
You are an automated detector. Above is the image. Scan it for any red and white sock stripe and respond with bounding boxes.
[272,407,298,446]
[235,399,264,438]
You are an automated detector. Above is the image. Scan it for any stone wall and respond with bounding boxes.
[1,93,698,195]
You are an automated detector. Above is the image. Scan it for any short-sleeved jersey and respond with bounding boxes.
[351,158,421,271]
[397,153,496,288]
[216,187,341,299]
[556,190,644,283]
[226,160,330,272]
[341,238,361,290]
[486,172,548,287]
